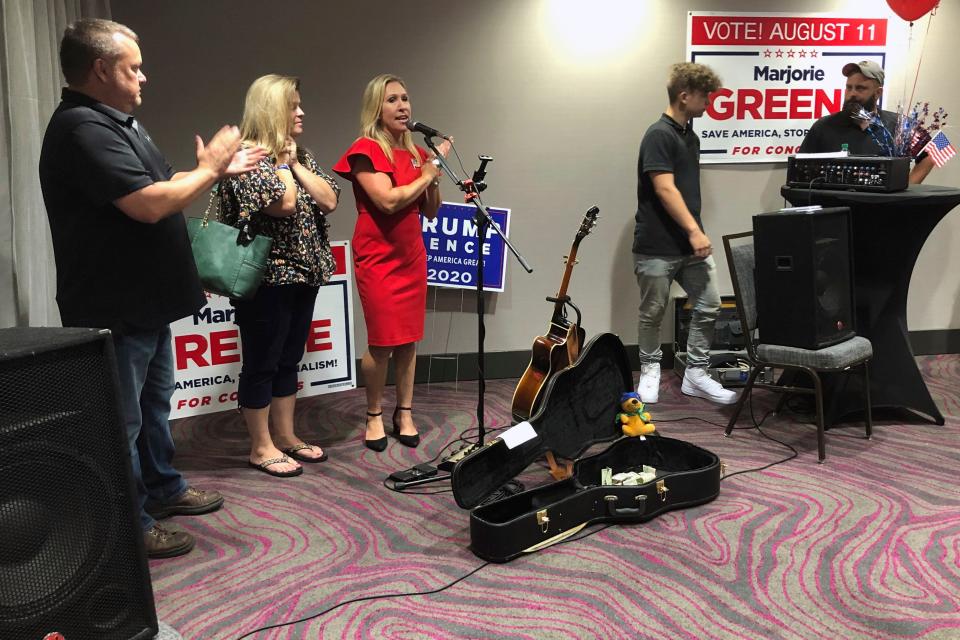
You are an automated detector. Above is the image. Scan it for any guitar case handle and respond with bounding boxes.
[604,494,647,517]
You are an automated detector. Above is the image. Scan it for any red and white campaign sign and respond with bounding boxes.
[687,12,889,163]
[169,241,357,419]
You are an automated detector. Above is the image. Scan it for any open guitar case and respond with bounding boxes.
[451,332,722,563]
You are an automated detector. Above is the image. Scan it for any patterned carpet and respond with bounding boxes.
[152,355,960,639]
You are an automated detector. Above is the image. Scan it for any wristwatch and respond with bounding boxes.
[276,164,290,171]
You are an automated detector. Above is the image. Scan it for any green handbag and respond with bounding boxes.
[187,185,273,300]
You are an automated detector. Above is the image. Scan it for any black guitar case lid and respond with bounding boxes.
[452,332,633,509]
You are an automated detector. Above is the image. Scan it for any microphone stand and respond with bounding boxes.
[388,136,533,491]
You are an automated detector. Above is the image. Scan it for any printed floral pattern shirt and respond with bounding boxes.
[219,150,340,286]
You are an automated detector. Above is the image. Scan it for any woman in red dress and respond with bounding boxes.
[334,74,449,451]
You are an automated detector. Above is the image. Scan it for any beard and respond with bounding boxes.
[843,94,878,117]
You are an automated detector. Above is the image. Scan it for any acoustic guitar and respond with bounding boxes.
[511,206,599,421]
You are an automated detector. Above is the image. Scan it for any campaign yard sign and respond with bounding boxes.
[687,11,889,163]
[169,241,357,419]
[422,202,511,292]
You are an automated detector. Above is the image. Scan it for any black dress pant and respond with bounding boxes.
[233,283,319,409]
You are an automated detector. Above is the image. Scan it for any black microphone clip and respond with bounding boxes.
[471,155,493,193]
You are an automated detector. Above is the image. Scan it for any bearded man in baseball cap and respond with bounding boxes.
[799,59,933,183]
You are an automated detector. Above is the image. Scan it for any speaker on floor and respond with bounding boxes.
[0,327,158,640]
[753,207,855,350]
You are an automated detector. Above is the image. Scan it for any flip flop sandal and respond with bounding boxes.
[282,443,328,463]
[248,455,303,477]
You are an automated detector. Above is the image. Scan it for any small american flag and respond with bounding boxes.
[923,130,957,167]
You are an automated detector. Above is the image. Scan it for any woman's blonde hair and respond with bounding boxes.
[240,74,300,159]
[359,74,418,164]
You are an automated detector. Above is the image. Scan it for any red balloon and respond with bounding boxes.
[887,0,940,22]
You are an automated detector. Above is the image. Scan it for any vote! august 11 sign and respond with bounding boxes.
[687,12,889,163]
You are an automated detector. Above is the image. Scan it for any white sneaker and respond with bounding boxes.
[636,363,661,403]
[681,367,738,405]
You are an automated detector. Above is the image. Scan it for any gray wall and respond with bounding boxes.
[111,0,960,355]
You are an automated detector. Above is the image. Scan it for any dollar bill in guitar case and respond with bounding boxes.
[452,332,722,563]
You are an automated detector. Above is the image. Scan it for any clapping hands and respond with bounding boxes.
[276,137,298,168]
[227,145,269,176]
[195,125,268,177]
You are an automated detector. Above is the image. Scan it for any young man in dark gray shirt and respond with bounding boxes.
[633,62,736,405]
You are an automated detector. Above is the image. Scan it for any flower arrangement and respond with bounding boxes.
[847,101,949,158]
[899,102,948,157]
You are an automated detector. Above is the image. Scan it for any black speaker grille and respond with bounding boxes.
[754,208,855,349]
[0,329,156,639]
[815,237,843,316]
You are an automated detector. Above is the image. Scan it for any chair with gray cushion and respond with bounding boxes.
[722,231,873,462]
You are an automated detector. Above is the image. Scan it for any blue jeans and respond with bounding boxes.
[634,253,721,370]
[112,326,187,531]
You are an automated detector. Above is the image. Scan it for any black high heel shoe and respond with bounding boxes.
[364,411,388,452]
[392,406,420,448]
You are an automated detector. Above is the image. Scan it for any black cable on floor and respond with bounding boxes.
[233,562,490,639]
[644,388,795,479]
[234,508,615,638]
[382,475,453,495]
[721,384,798,481]
[652,385,797,479]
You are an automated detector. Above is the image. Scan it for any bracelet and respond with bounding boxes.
[276,164,290,171]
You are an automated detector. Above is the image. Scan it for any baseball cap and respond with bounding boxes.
[842,60,884,86]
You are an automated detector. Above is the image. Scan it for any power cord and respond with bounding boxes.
[449,140,470,181]
[381,476,453,496]
[721,384,798,481]
[235,504,616,639]
[652,374,798,477]
[233,562,490,639]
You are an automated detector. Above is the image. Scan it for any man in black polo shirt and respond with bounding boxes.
[39,19,266,558]
[799,60,933,184]
[633,62,736,406]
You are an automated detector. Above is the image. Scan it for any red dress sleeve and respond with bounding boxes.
[333,137,394,180]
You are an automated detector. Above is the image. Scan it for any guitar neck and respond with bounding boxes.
[552,241,582,321]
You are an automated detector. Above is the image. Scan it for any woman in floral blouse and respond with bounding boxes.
[219,74,340,477]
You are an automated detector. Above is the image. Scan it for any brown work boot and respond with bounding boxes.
[144,524,195,558]
[145,486,225,520]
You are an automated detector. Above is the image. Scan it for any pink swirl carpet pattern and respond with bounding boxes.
[150,355,960,639]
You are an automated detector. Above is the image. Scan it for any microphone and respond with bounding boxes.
[405,120,450,140]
